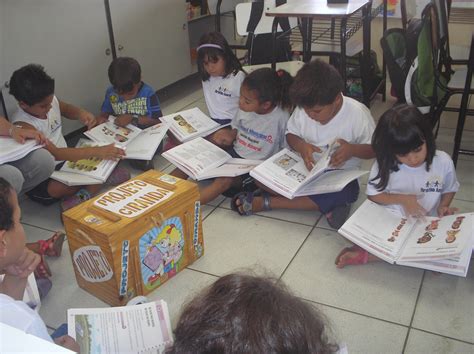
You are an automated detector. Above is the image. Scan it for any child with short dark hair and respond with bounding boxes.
[0,177,79,352]
[199,68,293,204]
[336,104,459,268]
[233,60,375,229]
[9,64,129,212]
[167,273,339,354]
[99,57,163,170]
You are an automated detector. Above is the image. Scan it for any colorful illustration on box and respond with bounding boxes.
[139,217,185,290]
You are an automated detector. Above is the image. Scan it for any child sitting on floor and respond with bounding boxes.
[167,273,339,354]
[233,60,375,229]
[9,64,129,213]
[98,57,163,171]
[0,177,79,352]
[200,68,293,204]
[335,104,460,268]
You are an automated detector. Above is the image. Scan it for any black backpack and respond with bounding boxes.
[245,0,292,65]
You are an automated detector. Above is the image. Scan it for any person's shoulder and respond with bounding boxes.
[342,96,372,117]
[273,106,290,121]
[433,150,454,165]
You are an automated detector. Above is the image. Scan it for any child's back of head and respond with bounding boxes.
[197,32,242,81]
[242,68,294,112]
[9,64,55,106]
[168,273,338,354]
[108,57,141,94]
[0,177,14,232]
[290,59,343,108]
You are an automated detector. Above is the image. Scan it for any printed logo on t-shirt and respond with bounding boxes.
[111,97,148,116]
[420,177,443,193]
[49,117,61,134]
[110,94,119,103]
[236,125,274,152]
[214,85,231,97]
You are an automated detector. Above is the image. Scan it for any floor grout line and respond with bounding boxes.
[401,270,426,353]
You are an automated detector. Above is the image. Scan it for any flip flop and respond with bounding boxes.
[34,256,52,279]
[37,231,66,257]
[335,245,369,269]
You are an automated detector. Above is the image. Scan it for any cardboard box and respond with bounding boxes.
[63,170,204,306]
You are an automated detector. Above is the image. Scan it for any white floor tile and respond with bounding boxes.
[412,263,474,343]
[281,228,424,325]
[146,269,217,328]
[316,302,408,354]
[405,329,474,353]
[20,198,63,232]
[189,208,312,277]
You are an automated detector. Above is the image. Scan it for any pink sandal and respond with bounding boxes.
[36,231,66,257]
[335,245,369,269]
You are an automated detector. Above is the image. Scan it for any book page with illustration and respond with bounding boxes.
[84,116,142,147]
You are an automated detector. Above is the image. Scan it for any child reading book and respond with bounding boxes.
[8,64,130,212]
[99,57,163,170]
[168,273,339,353]
[0,177,79,352]
[197,68,293,204]
[335,104,460,268]
[232,60,375,229]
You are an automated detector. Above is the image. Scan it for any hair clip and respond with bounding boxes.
[276,70,284,77]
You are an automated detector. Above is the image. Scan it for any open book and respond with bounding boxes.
[160,107,228,143]
[250,143,368,199]
[68,300,173,354]
[0,137,42,164]
[51,139,118,186]
[338,200,473,277]
[84,116,142,147]
[162,137,261,180]
[124,122,170,160]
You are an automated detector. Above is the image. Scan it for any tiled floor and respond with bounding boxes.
[21,77,474,353]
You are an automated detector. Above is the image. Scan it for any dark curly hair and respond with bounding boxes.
[290,59,343,108]
[0,178,14,231]
[9,64,55,106]
[243,68,294,111]
[167,273,339,354]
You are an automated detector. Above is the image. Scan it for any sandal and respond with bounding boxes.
[34,256,52,279]
[35,231,66,257]
[231,192,255,216]
[335,245,369,269]
[230,191,272,216]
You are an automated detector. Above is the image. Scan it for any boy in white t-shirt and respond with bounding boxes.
[0,177,79,351]
[234,60,375,229]
[9,64,130,213]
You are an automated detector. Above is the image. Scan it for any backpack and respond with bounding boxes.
[404,4,447,127]
[380,19,422,102]
[245,0,292,65]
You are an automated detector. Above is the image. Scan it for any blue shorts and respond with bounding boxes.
[308,179,360,214]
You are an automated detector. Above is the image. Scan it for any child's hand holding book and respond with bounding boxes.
[298,141,322,170]
[92,144,126,161]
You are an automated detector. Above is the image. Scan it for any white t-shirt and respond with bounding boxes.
[12,95,67,151]
[366,150,460,216]
[202,71,245,123]
[286,96,375,170]
[0,294,52,343]
[232,106,289,160]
